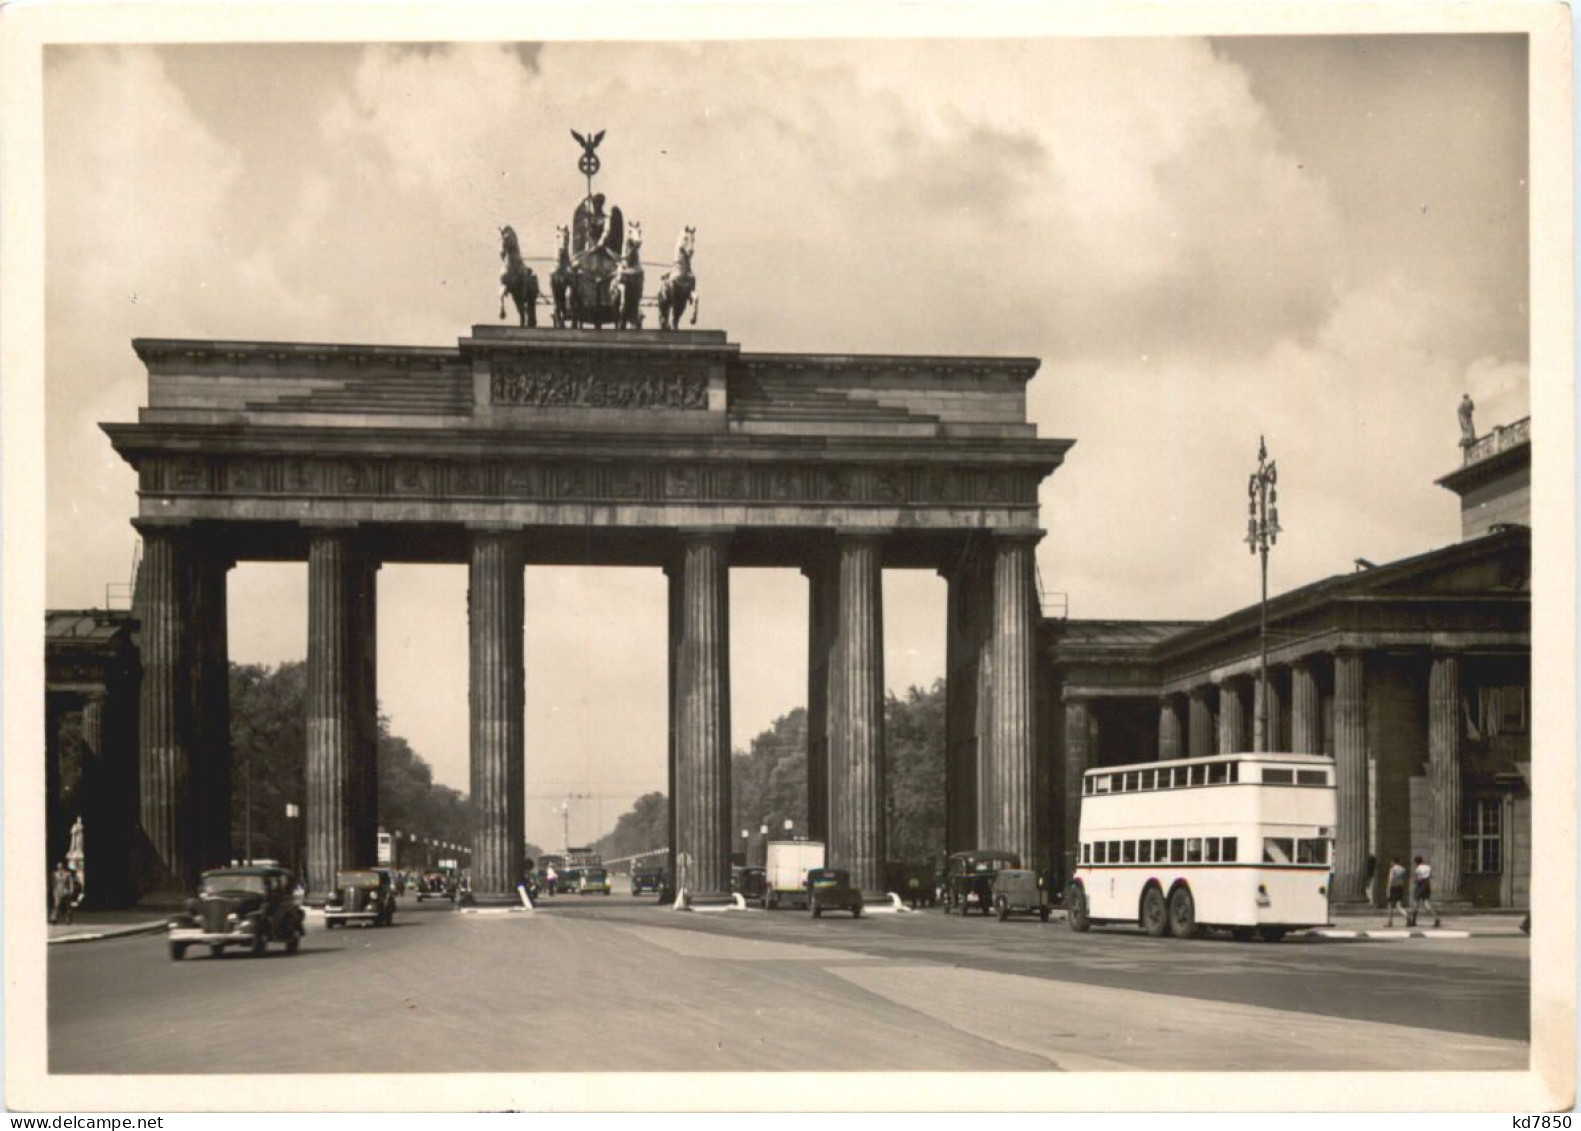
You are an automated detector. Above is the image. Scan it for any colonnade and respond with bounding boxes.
[1065,649,1469,906]
[134,523,1043,901]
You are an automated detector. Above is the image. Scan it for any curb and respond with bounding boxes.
[1306,927,1481,940]
[48,920,167,945]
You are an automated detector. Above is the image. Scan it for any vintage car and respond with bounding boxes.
[168,866,305,960]
[568,866,612,895]
[414,869,456,902]
[630,866,666,896]
[324,868,397,928]
[944,850,1022,916]
[731,865,768,904]
[991,868,1052,922]
[806,867,863,919]
[885,861,938,908]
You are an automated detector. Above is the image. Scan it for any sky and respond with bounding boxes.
[42,35,1530,849]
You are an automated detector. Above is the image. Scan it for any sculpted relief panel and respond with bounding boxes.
[143,455,1035,509]
[488,352,709,411]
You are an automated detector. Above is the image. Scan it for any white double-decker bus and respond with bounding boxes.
[1067,752,1337,942]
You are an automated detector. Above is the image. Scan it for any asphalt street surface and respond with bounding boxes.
[50,884,1528,1073]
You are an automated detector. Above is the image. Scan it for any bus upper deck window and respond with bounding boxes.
[1093,842,1106,864]
[1169,838,1184,862]
[1222,837,1237,862]
[1082,843,1091,864]
[1208,763,1228,785]
[1297,769,1328,786]
[1205,837,1221,863]
[1138,839,1153,863]
[1108,841,1120,862]
[1122,840,1137,863]
[1186,837,1203,863]
[1297,838,1329,865]
[1262,768,1294,785]
[1153,838,1168,862]
[1094,776,1110,794]
[1083,777,1093,796]
[1262,837,1295,864]
[1189,764,1205,787]
[1227,762,1239,782]
[1125,772,1140,792]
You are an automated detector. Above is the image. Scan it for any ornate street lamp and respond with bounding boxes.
[1246,436,1281,752]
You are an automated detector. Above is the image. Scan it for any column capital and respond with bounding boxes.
[677,526,735,541]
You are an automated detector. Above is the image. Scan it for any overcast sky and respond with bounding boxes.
[43,36,1530,848]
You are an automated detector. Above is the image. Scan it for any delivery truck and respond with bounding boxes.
[764,839,826,910]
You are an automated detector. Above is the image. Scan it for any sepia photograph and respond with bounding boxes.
[2,0,1572,1114]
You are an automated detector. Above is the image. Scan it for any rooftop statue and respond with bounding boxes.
[497,225,540,328]
[1459,393,1476,447]
[657,226,699,330]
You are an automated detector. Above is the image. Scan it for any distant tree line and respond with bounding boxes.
[228,661,474,866]
[591,680,947,867]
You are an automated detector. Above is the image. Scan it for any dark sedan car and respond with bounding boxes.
[631,867,666,896]
[168,866,305,959]
[944,850,1022,916]
[731,865,768,904]
[991,868,1051,922]
[324,868,397,928]
[806,867,863,919]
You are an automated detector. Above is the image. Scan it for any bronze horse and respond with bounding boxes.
[609,220,644,331]
[498,226,539,328]
[657,226,698,330]
[550,225,574,329]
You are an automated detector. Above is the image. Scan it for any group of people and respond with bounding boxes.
[1384,855,1442,929]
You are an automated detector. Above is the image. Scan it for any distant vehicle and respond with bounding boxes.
[885,861,938,908]
[945,850,1021,916]
[764,840,825,910]
[630,865,666,896]
[991,868,1051,922]
[415,869,457,902]
[324,868,397,928]
[806,868,863,919]
[566,847,602,870]
[1067,753,1337,941]
[168,866,305,960]
[568,866,612,895]
[731,865,767,904]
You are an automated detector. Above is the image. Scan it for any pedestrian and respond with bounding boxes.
[545,864,558,897]
[50,861,76,925]
[1385,857,1408,926]
[1409,855,1440,928]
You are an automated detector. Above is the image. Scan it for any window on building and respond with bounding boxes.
[1475,685,1528,737]
[1463,797,1503,874]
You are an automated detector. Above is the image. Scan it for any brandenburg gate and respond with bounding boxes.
[105,325,1071,901]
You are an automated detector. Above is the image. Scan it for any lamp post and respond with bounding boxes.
[1246,436,1282,752]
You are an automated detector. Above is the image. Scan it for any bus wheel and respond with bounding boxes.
[1065,884,1090,932]
[1167,887,1198,939]
[1258,927,1287,943]
[1140,886,1170,937]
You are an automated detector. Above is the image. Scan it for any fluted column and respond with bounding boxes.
[1187,687,1214,758]
[189,547,232,872]
[804,552,836,844]
[1157,696,1182,760]
[1219,678,1248,754]
[469,530,525,900]
[673,533,732,898]
[1061,695,1093,882]
[666,564,680,883]
[305,529,377,902]
[1332,650,1369,902]
[137,526,203,889]
[828,535,886,893]
[1291,659,1322,754]
[1257,669,1284,752]
[983,534,1039,866]
[1429,653,1464,901]
[943,554,986,854]
[81,692,105,761]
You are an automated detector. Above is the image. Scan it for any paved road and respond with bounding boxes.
[49,889,1528,1073]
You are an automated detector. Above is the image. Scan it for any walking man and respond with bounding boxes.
[1409,855,1440,928]
[50,861,77,925]
[1385,857,1408,927]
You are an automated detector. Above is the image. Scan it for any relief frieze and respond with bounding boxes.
[146,454,1037,510]
[489,352,708,411]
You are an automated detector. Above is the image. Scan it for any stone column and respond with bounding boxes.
[672,532,732,898]
[1187,687,1214,758]
[1158,696,1183,760]
[1428,653,1464,901]
[1291,658,1322,754]
[1332,650,1369,902]
[137,525,209,890]
[469,529,525,901]
[982,534,1039,867]
[1219,678,1247,754]
[943,552,986,854]
[305,528,378,902]
[1257,669,1285,752]
[665,564,680,884]
[189,546,232,872]
[803,552,836,844]
[826,536,886,894]
[81,692,105,762]
[1061,695,1093,882]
